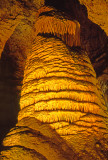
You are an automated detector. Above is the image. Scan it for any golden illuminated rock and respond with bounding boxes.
[17,35,108,159]
[0,0,23,57]
[0,1,108,160]
[79,0,108,35]
[35,6,80,47]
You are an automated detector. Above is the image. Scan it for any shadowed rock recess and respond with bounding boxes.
[0,0,108,159]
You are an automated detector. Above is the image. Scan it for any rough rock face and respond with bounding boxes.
[79,0,108,36]
[0,0,108,156]
[45,0,108,76]
[47,0,108,109]
[77,0,108,108]
[63,0,108,110]
[0,0,45,149]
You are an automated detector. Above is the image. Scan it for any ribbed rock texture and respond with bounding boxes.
[54,0,108,111]
[45,0,108,107]
[0,0,108,159]
[1,34,108,159]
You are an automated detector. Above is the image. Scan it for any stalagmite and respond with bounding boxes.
[0,4,108,160]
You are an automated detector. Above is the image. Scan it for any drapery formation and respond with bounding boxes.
[0,6,108,160]
[35,6,80,47]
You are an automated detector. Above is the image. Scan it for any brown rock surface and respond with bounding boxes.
[76,0,108,108]
[79,0,108,36]
[0,0,108,158]
[0,0,44,149]
[45,0,108,77]
[45,0,108,108]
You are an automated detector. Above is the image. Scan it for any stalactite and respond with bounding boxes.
[35,6,80,47]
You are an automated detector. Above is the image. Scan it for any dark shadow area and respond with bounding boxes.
[45,0,65,10]
[45,0,108,77]
[0,46,23,150]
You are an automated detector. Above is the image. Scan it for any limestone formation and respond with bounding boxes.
[0,0,108,159]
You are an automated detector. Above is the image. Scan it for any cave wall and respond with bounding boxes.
[0,0,108,149]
